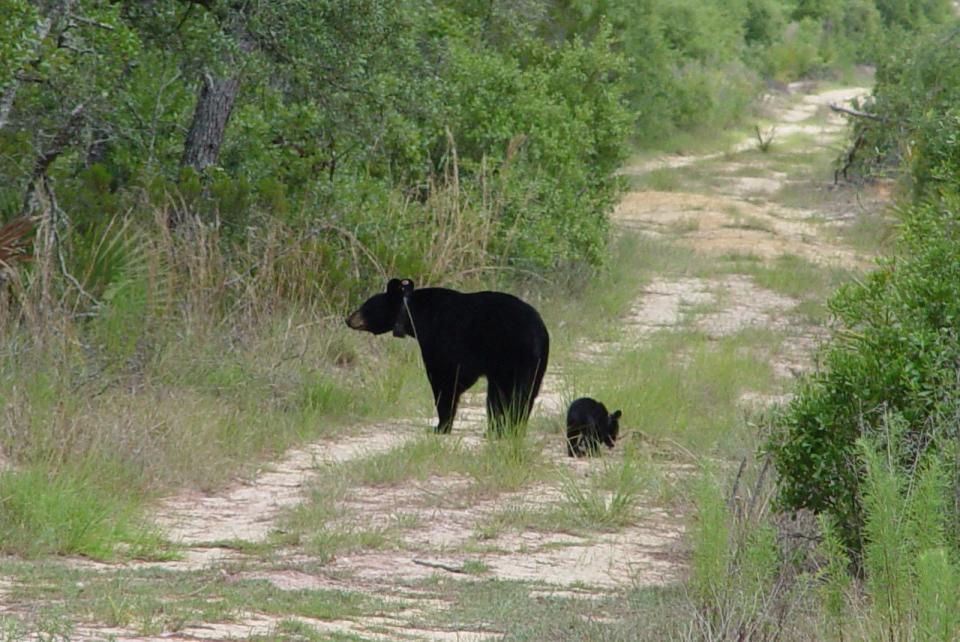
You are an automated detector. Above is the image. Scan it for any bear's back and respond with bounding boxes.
[411,288,548,353]
[566,397,608,429]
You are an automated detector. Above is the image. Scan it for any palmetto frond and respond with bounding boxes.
[0,217,34,270]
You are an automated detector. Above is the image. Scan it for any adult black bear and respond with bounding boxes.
[566,397,621,457]
[346,278,549,435]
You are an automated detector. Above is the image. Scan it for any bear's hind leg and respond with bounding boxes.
[486,375,534,437]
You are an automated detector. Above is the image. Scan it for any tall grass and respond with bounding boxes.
[679,418,960,642]
[558,457,649,529]
[686,461,796,642]
[0,178,501,558]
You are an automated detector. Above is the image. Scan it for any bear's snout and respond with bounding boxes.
[345,310,367,331]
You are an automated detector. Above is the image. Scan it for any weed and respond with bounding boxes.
[668,216,701,234]
[829,210,898,255]
[720,253,855,304]
[725,212,775,233]
[754,125,777,153]
[635,168,682,192]
[461,560,490,575]
[559,459,647,529]
[466,431,549,494]
[339,435,469,487]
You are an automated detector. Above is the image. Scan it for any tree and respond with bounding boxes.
[175,1,254,175]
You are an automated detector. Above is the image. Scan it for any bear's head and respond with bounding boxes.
[604,409,622,448]
[345,278,415,337]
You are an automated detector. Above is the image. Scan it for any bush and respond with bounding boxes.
[440,24,630,269]
[768,192,960,552]
[772,11,960,560]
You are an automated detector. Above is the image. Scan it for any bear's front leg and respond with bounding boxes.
[425,362,474,434]
[433,385,459,434]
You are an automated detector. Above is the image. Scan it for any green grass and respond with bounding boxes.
[558,458,650,529]
[829,210,899,256]
[636,119,760,157]
[577,328,781,456]
[1,561,396,637]
[306,429,551,495]
[633,167,683,192]
[668,216,701,234]
[405,575,692,640]
[727,163,774,178]
[333,434,470,487]
[461,559,490,575]
[0,465,167,560]
[249,619,375,642]
[472,456,660,540]
[714,252,856,323]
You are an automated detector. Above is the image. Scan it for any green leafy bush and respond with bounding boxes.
[768,192,960,551]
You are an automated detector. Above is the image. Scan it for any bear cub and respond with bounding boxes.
[566,397,621,457]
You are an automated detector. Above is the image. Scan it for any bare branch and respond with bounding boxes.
[67,14,116,30]
[21,103,86,215]
[412,559,469,574]
[829,102,883,121]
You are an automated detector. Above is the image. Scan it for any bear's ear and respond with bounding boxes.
[386,278,403,294]
[399,278,415,296]
[611,410,622,420]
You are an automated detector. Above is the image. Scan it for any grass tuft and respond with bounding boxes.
[0,466,164,560]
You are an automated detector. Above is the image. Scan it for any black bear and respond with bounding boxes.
[566,397,621,457]
[346,278,550,435]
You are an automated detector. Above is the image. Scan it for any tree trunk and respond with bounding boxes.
[174,20,254,228]
[179,71,242,173]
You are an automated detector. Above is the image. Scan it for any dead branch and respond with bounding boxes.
[67,14,116,30]
[835,132,867,184]
[829,102,882,121]
[21,103,86,215]
[412,558,468,574]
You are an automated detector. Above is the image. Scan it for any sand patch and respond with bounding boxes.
[696,275,796,338]
[615,190,862,268]
[577,275,798,361]
[485,522,683,588]
[156,424,420,549]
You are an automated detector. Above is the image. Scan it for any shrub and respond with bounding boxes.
[768,192,960,552]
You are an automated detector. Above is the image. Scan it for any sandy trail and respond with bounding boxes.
[157,426,417,546]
